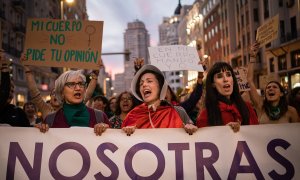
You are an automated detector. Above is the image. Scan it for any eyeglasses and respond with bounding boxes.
[120,97,132,102]
[65,82,86,89]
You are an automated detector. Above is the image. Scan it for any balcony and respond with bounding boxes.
[12,0,25,11]
[13,24,26,34]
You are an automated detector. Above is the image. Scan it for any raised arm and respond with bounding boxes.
[20,53,53,119]
[84,58,104,104]
[247,42,263,109]
[179,72,203,113]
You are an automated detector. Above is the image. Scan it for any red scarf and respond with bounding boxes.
[197,101,258,127]
[122,103,183,128]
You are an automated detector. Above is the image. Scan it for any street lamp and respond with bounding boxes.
[60,0,74,20]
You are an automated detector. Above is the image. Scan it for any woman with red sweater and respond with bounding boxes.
[196,62,258,132]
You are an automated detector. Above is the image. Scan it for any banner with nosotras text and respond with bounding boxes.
[0,124,299,179]
[23,18,103,70]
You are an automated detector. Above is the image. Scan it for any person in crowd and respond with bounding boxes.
[0,51,30,127]
[247,42,299,123]
[196,62,259,132]
[23,102,42,126]
[21,53,101,119]
[109,96,117,114]
[122,64,198,135]
[109,91,137,128]
[92,95,114,118]
[35,70,110,136]
[134,58,204,121]
[165,72,204,123]
[288,87,300,117]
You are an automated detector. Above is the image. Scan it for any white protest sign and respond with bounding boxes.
[234,67,250,91]
[148,45,204,71]
[0,124,299,179]
[256,14,279,47]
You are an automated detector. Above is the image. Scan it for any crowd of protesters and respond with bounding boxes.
[0,42,299,134]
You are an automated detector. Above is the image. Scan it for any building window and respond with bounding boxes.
[264,0,269,19]
[176,79,180,83]
[291,16,297,39]
[246,11,249,25]
[291,49,300,68]
[280,20,285,38]
[269,58,275,72]
[241,15,244,26]
[242,35,245,46]
[254,8,259,22]
[247,32,250,46]
[278,55,287,71]
[279,0,283,7]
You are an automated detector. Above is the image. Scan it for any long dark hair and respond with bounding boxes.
[205,62,249,125]
[263,81,288,120]
[135,70,164,101]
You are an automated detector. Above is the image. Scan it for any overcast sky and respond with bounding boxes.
[86,0,195,79]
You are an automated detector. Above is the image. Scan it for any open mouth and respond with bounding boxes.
[223,84,231,90]
[268,92,275,97]
[74,93,82,98]
[143,89,151,98]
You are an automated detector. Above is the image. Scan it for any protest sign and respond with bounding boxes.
[256,14,279,47]
[23,18,103,70]
[234,67,250,91]
[0,124,299,179]
[148,45,204,71]
[259,73,278,89]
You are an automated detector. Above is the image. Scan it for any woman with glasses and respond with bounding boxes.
[36,70,110,136]
[20,53,101,120]
[121,64,198,136]
[109,91,137,128]
[196,62,259,132]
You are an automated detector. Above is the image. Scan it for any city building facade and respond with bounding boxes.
[114,19,150,95]
[220,0,300,90]
[0,0,88,107]
[158,0,188,94]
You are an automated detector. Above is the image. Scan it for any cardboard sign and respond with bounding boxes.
[23,18,103,70]
[148,45,204,71]
[0,124,299,179]
[256,14,279,47]
[234,67,250,91]
[259,73,278,89]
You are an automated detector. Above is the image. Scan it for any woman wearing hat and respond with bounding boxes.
[121,64,197,135]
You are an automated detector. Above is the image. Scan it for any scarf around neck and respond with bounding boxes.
[266,105,281,121]
[63,102,90,127]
